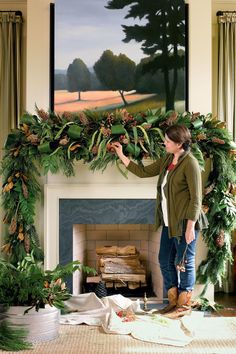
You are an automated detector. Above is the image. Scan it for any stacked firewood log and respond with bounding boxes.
[89,245,147,290]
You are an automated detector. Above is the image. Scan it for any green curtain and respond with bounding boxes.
[217,12,236,141]
[0,12,23,151]
[217,11,236,294]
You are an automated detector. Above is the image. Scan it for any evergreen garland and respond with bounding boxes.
[0,305,32,351]
[1,108,236,292]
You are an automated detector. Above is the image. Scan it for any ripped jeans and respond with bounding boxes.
[158,226,199,293]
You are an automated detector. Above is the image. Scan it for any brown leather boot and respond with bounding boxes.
[155,287,178,314]
[164,291,192,319]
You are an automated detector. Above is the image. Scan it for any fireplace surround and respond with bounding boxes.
[44,164,214,300]
[44,183,164,296]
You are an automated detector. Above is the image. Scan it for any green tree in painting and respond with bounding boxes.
[55,73,67,90]
[94,49,136,106]
[67,58,91,101]
[106,0,186,111]
[135,53,185,100]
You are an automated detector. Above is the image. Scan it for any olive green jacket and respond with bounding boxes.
[127,151,208,238]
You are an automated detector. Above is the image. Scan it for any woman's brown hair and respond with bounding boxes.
[165,124,192,151]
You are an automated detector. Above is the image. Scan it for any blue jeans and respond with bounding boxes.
[158,226,199,293]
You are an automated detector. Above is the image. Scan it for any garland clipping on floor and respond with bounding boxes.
[1,108,236,292]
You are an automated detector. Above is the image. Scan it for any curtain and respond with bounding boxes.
[217,11,236,294]
[0,12,23,150]
[217,12,236,140]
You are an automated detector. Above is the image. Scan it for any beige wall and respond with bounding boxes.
[26,0,53,112]
[188,0,212,113]
[0,0,216,299]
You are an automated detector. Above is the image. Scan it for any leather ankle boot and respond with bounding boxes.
[164,290,192,319]
[156,287,178,314]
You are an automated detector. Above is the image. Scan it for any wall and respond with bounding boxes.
[187,0,212,113]
[0,0,215,299]
[26,0,52,112]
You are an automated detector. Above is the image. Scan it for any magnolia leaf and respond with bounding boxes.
[136,125,150,145]
[191,143,205,170]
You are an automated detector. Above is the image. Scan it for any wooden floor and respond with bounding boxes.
[212,292,236,317]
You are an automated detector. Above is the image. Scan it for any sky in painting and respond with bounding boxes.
[55,0,146,71]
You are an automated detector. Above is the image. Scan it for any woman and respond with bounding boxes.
[111,124,208,317]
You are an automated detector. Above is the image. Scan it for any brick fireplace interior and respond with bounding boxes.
[72,223,162,299]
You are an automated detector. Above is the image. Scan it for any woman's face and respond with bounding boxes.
[164,134,182,154]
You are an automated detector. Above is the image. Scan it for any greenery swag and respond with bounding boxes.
[1,107,236,293]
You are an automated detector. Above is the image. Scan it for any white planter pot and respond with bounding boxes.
[7,305,60,343]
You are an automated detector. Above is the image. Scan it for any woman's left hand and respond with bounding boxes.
[185,229,195,244]
[185,220,196,244]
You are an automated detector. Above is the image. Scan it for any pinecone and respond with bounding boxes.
[21,123,30,135]
[79,112,89,126]
[62,111,73,121]
[197,133,207,141]
[101,127,111,137]
[92,145,99,155]
[229,183,236,196]
[160,111,178,126]
[36,108,49,121]
[9,216,17,235]
[212,137,225,145]
[24,233,30,253]
[18,232,24,241]
[120,109,130,122]
[191,112,200,121]
[106,113,114,125]
[22,180,29,199]
[27,133,40,145]
[1,243,12,255]
[215,230,225,248]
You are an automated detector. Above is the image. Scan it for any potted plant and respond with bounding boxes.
[0,252,96,345]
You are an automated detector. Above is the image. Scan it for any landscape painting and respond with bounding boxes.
[54,0,187,115]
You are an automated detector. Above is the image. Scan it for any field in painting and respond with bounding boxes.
[54,90,158,113]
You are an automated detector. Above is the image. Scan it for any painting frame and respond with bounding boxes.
[50,1,189,114]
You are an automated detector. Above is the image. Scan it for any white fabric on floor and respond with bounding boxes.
[60,293,196,347]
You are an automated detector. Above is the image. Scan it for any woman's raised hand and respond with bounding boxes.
[111,142,130,167]
[111,142,123,157]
